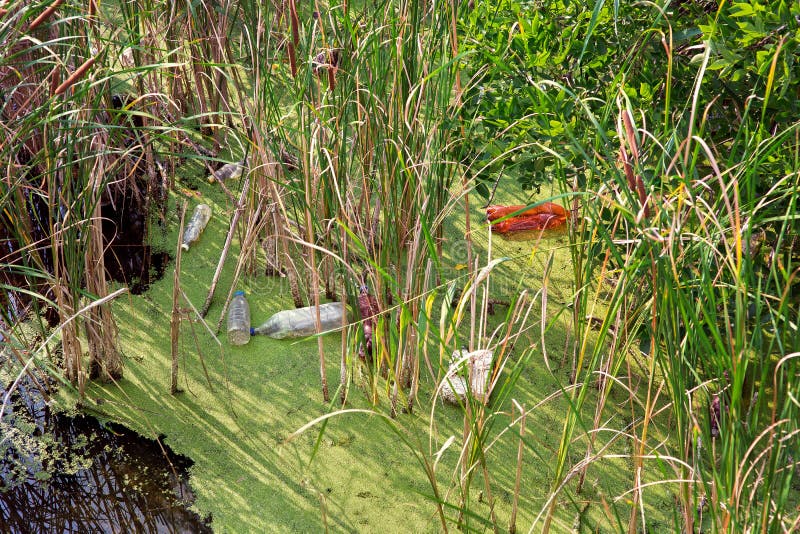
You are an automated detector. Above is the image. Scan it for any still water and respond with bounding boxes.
[1,367,212,533]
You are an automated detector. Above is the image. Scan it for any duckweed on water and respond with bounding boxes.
[45,177,676,531]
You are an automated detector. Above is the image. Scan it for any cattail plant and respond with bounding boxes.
[225,0,466,406]
[0,2,167,394]
[534,39,800,534]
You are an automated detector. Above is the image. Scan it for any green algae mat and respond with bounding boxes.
[61,179,673,532]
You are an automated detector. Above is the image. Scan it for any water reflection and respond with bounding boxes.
[1,366,212,533]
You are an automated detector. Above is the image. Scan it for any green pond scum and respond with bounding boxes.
[3,0,799,530]
[53,178,675,532]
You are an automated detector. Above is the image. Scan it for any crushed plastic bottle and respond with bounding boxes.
[440,349,494,404]
[250,302,345,339]
[227,291,251,345]
[181,204,212,251]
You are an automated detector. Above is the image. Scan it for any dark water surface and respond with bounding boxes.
[1,371,212,533]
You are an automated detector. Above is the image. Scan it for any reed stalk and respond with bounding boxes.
[171,202,187,395]
[509,399,526,534]
[3,0,798,531]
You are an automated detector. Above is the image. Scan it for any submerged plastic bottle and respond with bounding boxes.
[250,302,345,339]
[227,291,251,345]
[181,204,212,251]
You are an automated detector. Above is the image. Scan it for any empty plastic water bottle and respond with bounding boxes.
[181,204,212,251]
[250,302,345,339]
[207,159,246,184]
[227,291,251,345]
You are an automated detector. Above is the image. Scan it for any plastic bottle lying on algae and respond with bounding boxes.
[181,204,212,251]
[207,160,246,184]
[227,291,251,346]
[250,302,345,339]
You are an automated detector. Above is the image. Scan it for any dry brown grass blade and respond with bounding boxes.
[171,201,188,395]
[201,175,251,318]
[509,400,526,534]
[85,134,123,382]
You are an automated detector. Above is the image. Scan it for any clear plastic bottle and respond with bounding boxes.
[208,159,246,184]
[181,204,212,251]
[250,302,345,339]
[227,290,251,345]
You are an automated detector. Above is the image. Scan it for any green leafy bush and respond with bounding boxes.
[457,0,800,196]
